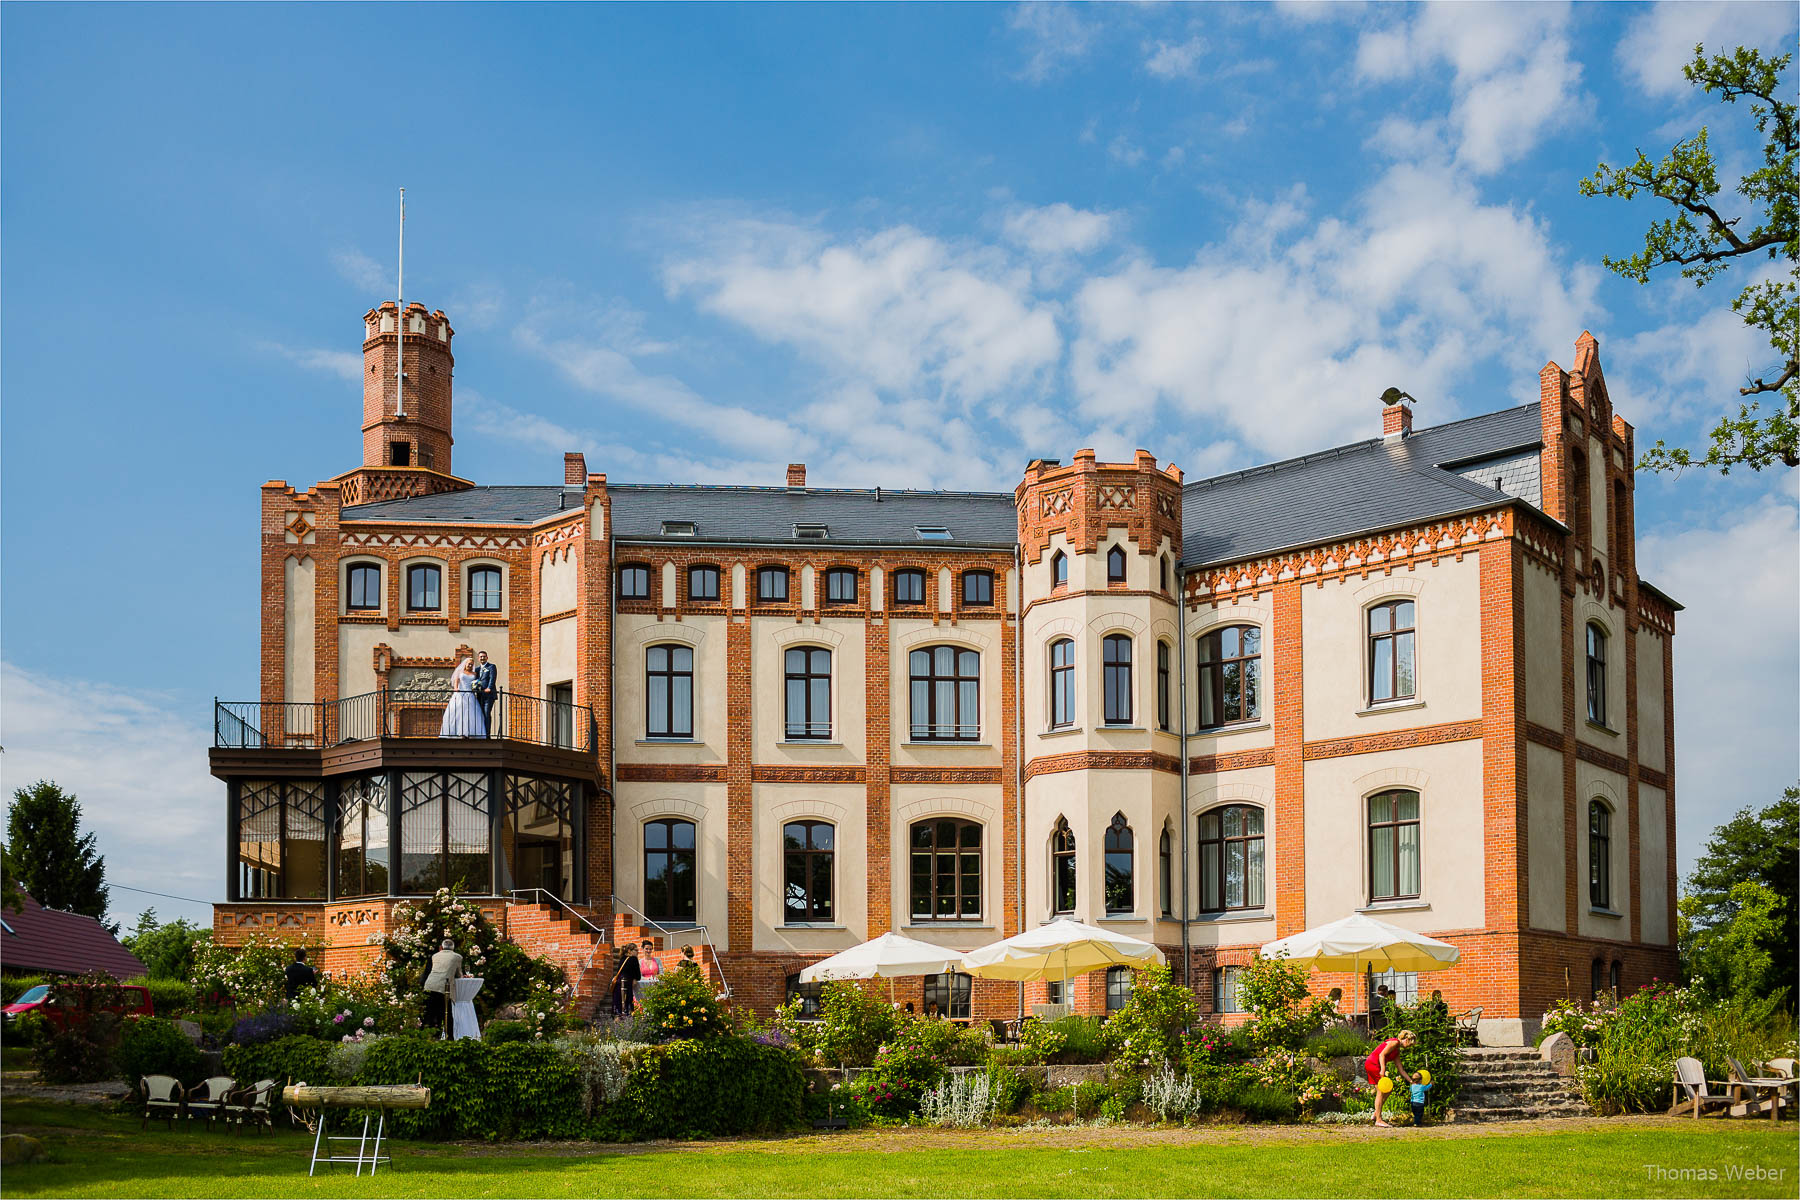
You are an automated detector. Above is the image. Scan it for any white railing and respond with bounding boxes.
[505,889,610,972]
[610,894,731,1000]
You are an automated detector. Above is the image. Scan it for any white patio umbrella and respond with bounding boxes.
[959,917,1165,999]
[797,932,967,1002]
[1261,913,1460,1015]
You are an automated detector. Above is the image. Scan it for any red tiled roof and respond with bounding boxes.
[1,894,146,980]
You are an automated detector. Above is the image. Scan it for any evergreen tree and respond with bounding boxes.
[6,780,110,924]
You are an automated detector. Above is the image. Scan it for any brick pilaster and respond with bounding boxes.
[1479,536,1528,933]
[1271,579,1305,936]
[726,618,754,950]
[865,620,892,934]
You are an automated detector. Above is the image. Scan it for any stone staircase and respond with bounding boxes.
[501,901,730,1019]
[1451,1047,1593,1123]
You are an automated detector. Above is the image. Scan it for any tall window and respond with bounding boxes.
[687,565,720,602]
[1102,634,1133,726]
[1159,828,1173,917]
[1369,968,1418,1005]
[1104,812,1134,915]
[1051,551,1068,588]
[406,564,441,611]
[645,644,694,738]
[825,567,857,605]
[1214,966,1243,1014]
[1198,805,1265,912]
[347,563,382,611]
[1198,626,1260,728]
[547,682,574,748]
[235,780,328,900]
[1051,816,1076,914]
[910,819,981,920]
[1609,959,1621,996]
[1049,639,1076,729]
[334,774,388,898]
[1368,600,1416,704]
[1612,480,1629,570]
[909,646,980,741]
[644,818,697,922]
[783,647,831,740]
[1106,545,1126,583]
[961,570,993,607]
[1156,641,1171,732]
[1590,958,1606,1000]
[1571,449,1590,543]
[468,566,503,613]
[894,568,926,606]
[785,975,823,1019]
[1589,800,1612,909]
[783,821,834,923]
[1586,623,1608,725]
[1159,555,1170,593]
[618,563,651,600]
[757,566,789,602]
[923,972,972,1019]
[398,771,488,895]
[1368,790,1422,902]
[1105,966,1134,1013]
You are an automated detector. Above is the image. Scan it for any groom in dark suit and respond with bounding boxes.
[473,650,499,737]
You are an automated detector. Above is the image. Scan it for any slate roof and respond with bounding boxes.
[1,894,146,980]
[343,486,585,525]
[1181,404,1545,568]
[609,485,1018,548]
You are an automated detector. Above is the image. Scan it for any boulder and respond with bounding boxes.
[0,1134,45,1166]
[174,1019,204,1045]
[1540,1031,1577,1076]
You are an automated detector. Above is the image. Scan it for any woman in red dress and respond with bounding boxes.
[1365,1029,1417,1127]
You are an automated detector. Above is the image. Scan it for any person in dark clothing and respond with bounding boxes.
[284,948,318,1003]
[611,943,642,1016]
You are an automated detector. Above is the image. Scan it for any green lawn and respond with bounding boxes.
[3,1101,1796,1199]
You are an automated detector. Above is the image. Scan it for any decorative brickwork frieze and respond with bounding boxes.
[1015,449,1182,565]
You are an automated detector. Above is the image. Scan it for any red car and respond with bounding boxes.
[4,982,153,1029]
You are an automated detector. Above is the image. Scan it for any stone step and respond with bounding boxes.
[1453,1104,1591,1124]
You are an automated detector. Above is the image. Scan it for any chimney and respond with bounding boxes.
[564,452,587,485]
[1383,403,1413,440]
[786,463,807,489]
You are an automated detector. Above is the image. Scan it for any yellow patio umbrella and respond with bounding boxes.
[960,917,1165,999]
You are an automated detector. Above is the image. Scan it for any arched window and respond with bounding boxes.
[1106,545,1127,583]
[1368,790,1421,901]
[1570,448,1590,542]
[783,821,834,923]
[1102,634,1133,726]
[1051,816,1077,914]
[618,562,651,600]
[687,564,720,602]
[825,567,857,605]
[1590,957,1606,1000]
[1609,959,1621,997]
[909,646,979,741]
[1368,600,1416,704]
[757,566,789,602]
[1049,639,1076,729]
[962,570,994,607]
[1159,555,1170,593]
[784,647,831,741]
[1156,640,1172,732]
[1104,812,1134,915]
[1106,965,1135,1012]
[1586,623,1608,725]
[1198,806,1264,912]
[910,819,981,920]
[1589,800,1612,909]
[893,568,927,606]
[645,644,694,739]
[644,818,696,922]
[785,974,823,1019]
[1159,828,1173,917]
[406,564,441,611]
[1051,550,1068,588]
[923,971,973,1019]
[1198,625,1260,728]
[468,566,503,613]
[347,563,382,611]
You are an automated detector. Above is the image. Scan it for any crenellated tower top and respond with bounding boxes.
[362,300,456,475]
[1014,449,1183,566]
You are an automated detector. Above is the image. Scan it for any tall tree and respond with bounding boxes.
[121,909,211,980]
[6,780,110,924]
[1580,45,1797,473]
[1680,785,1798,1004]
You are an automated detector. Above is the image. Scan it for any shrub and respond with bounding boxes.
[638,962,729,1041]
[812,1085,874,1128]
[378,888,568,1020]
[1071,1078,1107,1119]
[985,1063,1031,1114]
[1303,1026,1373,1059]
[554,1034,639,1116]
[3,974,48,1005]
[131,978,197,1017]
[599,1036,805,1141]
[1229,1082,1299,1122]
[1182,1022,1251,1074]
[1099,1075,1142,1122]
[1385,999,1461,1118]
[117,1016,202,1084]
[354,1035,584,1140]
[484,1019,534,1045]
[815,981,900,1067]
[894,1014,989,1065]
[1102,964,1199,1068]
[222,1034,336,1088]
[1141,1066,1197,1122]
[920,1072,997,1127]
[30,1010,121,1083]
[194,934,323,1012]
[1238,953,1323,1050]
[1027,1015,1107,1064]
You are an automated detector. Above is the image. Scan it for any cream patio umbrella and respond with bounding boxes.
[959,917,1166,1000]
[798,932,967,1002]
[1261,913,1461,1017]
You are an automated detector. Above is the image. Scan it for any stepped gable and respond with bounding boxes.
[1181,404,1544,568]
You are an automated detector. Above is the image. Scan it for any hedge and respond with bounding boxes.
[117,1017,203,1085]
[221,1034,336,1089]
[598,1037,804,1141]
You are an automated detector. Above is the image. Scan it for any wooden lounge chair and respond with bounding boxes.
[186,1076,236,1130]
[223,1078,280,1134]
[140,1075,183,1130]
[1455,1006,1483,1046]
[1727,1057,1795,1121]
[1765,1058,1797,1079]
[1672,1057,1734,1119]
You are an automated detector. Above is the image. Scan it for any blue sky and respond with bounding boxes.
[3,2,1795,927]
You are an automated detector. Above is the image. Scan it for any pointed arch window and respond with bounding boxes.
[1104,812,1134,915]
[1106,545,1127,583]
[1159,828,1173,916]
[1051,816,1077,914]
[1156,640,1172,731]
[1051,551,1068,588]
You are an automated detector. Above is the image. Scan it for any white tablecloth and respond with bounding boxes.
[451,976,484,1041]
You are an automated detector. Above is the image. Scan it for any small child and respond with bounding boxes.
[1409,1078,1432,1127]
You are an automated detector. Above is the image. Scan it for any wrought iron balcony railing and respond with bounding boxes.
[213,689,596,753]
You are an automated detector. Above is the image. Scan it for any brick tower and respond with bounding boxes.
[332,301,471,505]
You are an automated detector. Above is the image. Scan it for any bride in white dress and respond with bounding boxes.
[438,657,487,738]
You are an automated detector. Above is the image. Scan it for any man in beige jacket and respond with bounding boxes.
[422,937,465,1037]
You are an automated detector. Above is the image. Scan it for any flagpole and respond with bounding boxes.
[395,187,406,418]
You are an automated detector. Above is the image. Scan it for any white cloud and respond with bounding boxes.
[261,342,362,383]
[1107,135,1147,168]
[1003,203,1117,257]
[1144,36,1207,80]
[1,663,219,928]
[1009,3,1098,82]
[1637,494,1800,874]
[1617,1,1798,97]
[331,248,390,294]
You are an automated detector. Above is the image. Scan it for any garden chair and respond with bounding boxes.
[1727,1057,1794,1121]
[1671,1057,1734,1119]
[140,1075,184,1131]
[186,1075,237,1130]
[223,1078,280,1134]
[1764,1058,1796,1079]
[1455,1006,1482,1046]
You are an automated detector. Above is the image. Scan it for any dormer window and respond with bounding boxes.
[915,525,951,541]
[794,523,829,540]
[661,520,697,537]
